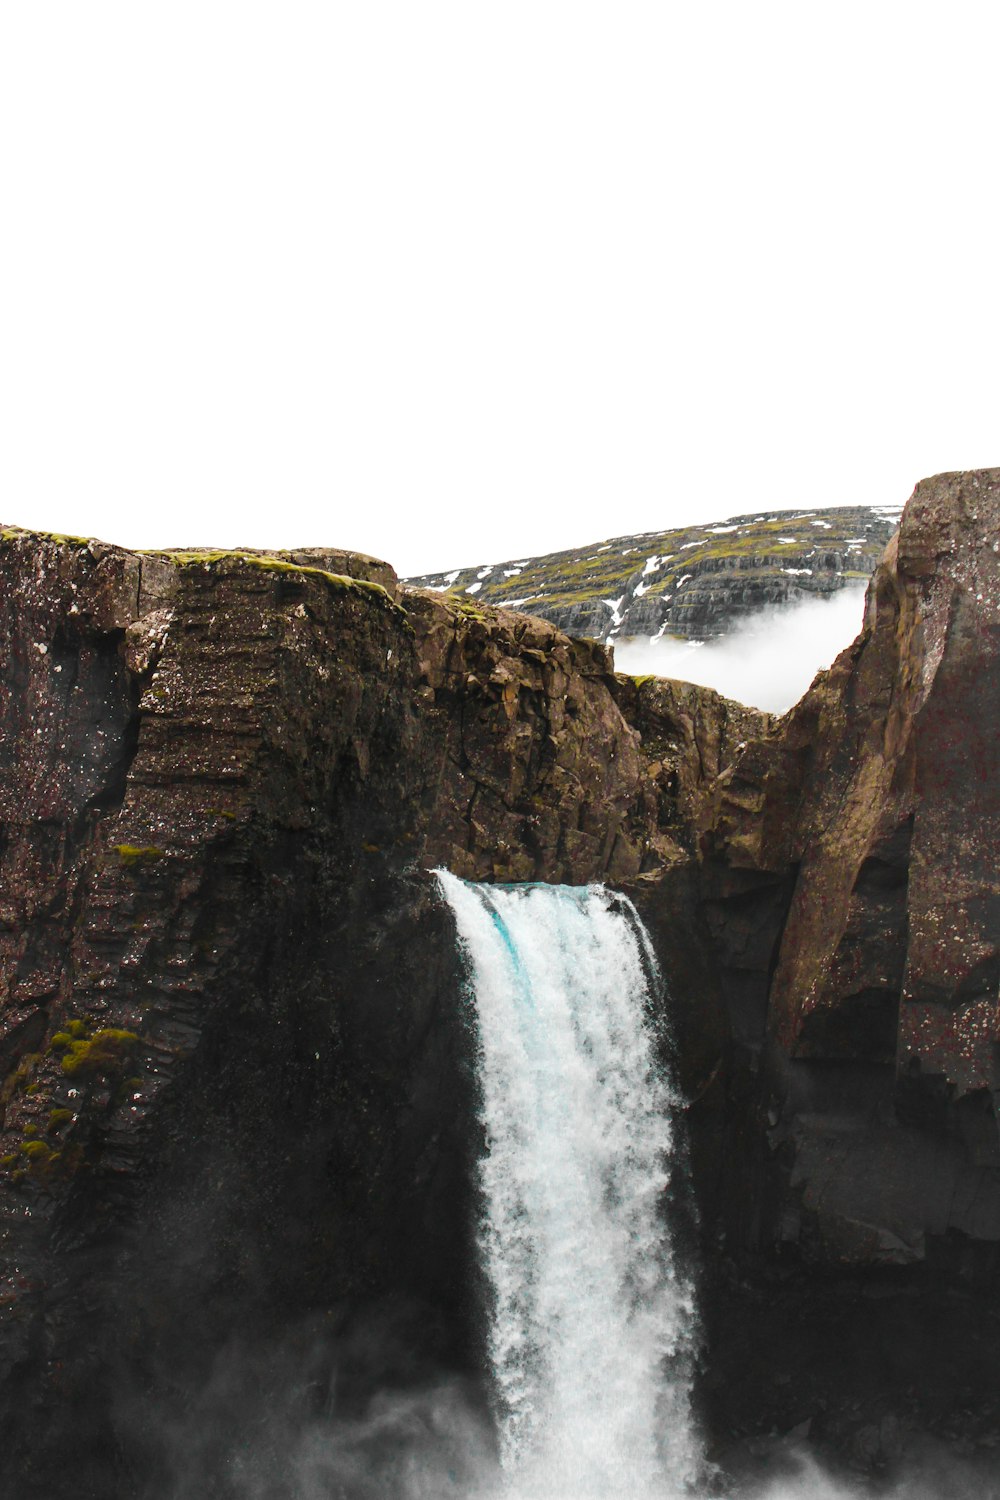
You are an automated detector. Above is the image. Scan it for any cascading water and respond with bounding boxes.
[436,871,701,1500]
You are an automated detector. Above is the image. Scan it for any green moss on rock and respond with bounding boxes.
[113,845,165,866]
[146,550,403,612]
[60,1029,139,1079]
[20,1140,53,1161]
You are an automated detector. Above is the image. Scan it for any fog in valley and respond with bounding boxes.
[614,585,869,715]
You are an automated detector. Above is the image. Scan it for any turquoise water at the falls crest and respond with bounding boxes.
[435,873,701,1500]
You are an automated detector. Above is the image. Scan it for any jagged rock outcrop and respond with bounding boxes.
[2,470,1000,1492]
[704,469,1000,1269]
[0,526,741,1496]
[408,505,898,643]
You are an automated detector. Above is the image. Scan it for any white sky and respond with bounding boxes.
[2,3,998,578]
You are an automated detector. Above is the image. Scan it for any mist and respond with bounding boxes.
[125,1354,1000,1500]
[613,585,868,715]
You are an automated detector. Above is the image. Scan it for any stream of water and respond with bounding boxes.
[436,872,700,1499]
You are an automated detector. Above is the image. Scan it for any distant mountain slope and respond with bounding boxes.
[407,505,902,643]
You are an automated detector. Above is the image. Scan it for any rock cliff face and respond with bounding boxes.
[407,504,899,643]
[0,472,998,1492]
[705,470,1000,1267]
[694,471,1000,1476]
[0,527,738,1495]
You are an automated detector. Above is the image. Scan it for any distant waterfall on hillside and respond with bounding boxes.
[436,873,700,1499]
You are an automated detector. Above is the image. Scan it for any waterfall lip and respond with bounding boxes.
[435,867,703,1495]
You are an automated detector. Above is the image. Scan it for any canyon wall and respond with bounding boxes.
[0,529,736,1494]
[696,471,1000,1474]
[704,469,1000,1267]
[0,469,997,1490]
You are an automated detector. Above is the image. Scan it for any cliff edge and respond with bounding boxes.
[0,471,998,1489]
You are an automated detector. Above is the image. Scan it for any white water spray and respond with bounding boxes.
[436,872,700,1500]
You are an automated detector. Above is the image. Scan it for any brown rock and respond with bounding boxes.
[704,469,1000,1265]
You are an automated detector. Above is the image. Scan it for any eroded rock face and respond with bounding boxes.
[0,528,741,1495]
[2,471,1000,1491]
[407,505,897,645]
[705,469,1000,1270]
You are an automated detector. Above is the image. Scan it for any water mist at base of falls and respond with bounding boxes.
[436,872,701,1500]
[114,874,999,1500]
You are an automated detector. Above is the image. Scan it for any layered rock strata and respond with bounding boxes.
[0,526,738,1494]
[704,469,1000,1267]
[0,469,999,1490]
[408,504,898,643]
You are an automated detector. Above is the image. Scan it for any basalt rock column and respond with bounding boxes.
[706,470,1000,1266]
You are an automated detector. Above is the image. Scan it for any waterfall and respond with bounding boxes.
[436,872,700,1500]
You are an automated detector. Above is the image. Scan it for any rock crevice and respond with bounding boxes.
[0,474,998,1490]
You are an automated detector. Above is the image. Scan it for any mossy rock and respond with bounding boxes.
[146,550,404,614]
[60,1029,140,1079]
[113,845,165,867]
[1,1053,41,1108]
[444,595,489,623]
[20,1140,53,1161]
[0,526,90,547]
[50,1018,91,1053]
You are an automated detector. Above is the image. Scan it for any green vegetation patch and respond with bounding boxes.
[146,550,402,611]
[0,526,90,547]
[20,1139,53,1161]
[448,512,889,621]
[60,1029,139,1079]
[113,845,165,867]
[444,595,489,623]
[0,1053,41,1109]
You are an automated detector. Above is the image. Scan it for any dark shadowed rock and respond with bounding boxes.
[2,470,1000,1492]
[703,469,1000,1273]
[0,528,737,1494]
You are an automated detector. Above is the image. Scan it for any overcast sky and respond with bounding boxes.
[2,3,997,577]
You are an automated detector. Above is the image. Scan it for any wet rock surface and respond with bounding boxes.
[0,472,998,1491]
[0,529,726,1493]
[694,471,1000,1488]
[702,1261,1000,1493]
[703,470,1000,1270]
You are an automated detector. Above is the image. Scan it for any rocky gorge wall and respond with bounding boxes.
[696,471,1000,1479]
[0,527,738,1495]
[0,471,997,1492]
[705,470,1000,1263]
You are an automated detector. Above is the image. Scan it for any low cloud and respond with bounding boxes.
[613,585,868,715]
